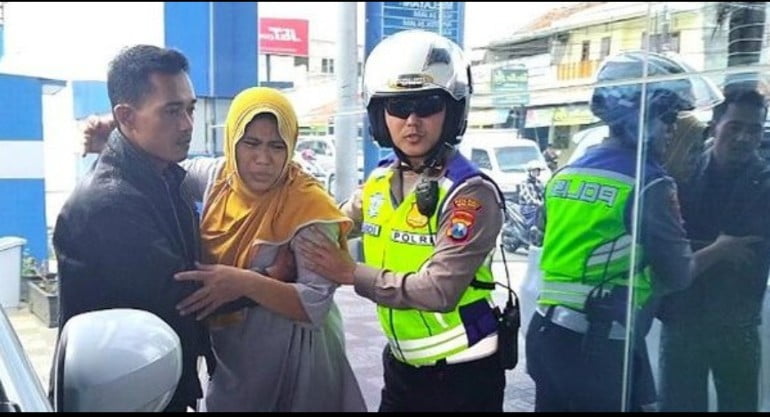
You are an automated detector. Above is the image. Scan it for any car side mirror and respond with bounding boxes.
[53,309,182,412]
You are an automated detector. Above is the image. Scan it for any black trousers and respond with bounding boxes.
[378,345,505,412]
[525,312,656,412]
[659,323,759,412]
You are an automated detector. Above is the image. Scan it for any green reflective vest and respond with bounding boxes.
[539,166,652,311]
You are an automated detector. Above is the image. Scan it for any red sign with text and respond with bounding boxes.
[259,18,309,57]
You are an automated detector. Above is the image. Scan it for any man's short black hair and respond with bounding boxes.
[712,88,768,123]
[107,45,189,108]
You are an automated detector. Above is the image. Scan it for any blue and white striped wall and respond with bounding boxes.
[72,80,110,119]
[71,81,111,180]
[1,2,258,263]
[0,74,64,261]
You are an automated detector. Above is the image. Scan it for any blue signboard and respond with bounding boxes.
[164,2,258,99]
[382,2,462,40]
[363,2,465,177]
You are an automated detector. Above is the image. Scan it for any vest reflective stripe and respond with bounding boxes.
[396,323,466,351]
[433,312,450,329]
[540,281,605,307]
[444,333,498,364]
[392,331,499,364]
[362,162,497,366]
[538,290,590,308]
[586,235,633,267]
[542,280,607,295]
[540,166,653,311]
[560,166,635,184]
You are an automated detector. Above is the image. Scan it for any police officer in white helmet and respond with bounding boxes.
[296,30,510,412]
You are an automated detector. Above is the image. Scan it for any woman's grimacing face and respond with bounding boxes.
[235,115,288,193]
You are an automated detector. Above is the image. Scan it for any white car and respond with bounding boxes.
[293,154,328,185]
[458,129,551,200]
[296,136,364,196]
[296,136,337,175]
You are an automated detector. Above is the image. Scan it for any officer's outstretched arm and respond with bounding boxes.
[640,179,693,294]
[351,180,503,312]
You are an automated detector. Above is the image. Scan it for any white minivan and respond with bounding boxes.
[458,129,551,198]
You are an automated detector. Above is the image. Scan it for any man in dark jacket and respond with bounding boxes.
[658,88,770,412]
[53,45,205,412]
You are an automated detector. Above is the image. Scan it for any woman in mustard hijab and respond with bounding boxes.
[174,87,366,411]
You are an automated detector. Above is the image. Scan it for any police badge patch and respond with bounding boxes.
[368,192,385,218]
[452,197,482,211]
[447,210,475,242]
[406,202,429,228]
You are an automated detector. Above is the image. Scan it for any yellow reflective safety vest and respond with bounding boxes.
[361,153,502,366]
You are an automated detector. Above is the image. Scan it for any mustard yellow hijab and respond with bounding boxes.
[200,87,352,268]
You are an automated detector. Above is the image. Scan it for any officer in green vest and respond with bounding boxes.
[296,29,507,412]
[524,51,748,411]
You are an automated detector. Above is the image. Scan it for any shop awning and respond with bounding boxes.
[525,104,597,128]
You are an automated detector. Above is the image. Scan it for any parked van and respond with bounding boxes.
[458,129,551,199]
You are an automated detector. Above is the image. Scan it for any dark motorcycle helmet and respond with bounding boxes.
[362,30,472,169]
[590,51,722,151]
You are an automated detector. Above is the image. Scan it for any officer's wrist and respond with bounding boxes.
[352,263,379,298]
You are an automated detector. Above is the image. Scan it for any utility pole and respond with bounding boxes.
[334,2,358,202]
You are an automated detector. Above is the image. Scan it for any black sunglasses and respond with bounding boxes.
[385,94,446,119]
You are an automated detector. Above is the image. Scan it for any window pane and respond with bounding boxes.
[494,146,541,173]
[628,2,770,413]
[471,149,493,170]
[601,36,611,60]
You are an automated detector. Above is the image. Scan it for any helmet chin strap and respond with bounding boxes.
[395,141,453,174]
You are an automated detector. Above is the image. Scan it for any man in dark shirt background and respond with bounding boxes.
[658,88,770,412]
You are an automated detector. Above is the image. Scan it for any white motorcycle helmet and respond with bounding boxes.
[590,51,723,155]
[526,160,546,178]
[363,30,472,151]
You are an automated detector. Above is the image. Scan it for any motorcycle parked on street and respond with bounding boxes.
[502,161,546,253]
[501,200,542,253]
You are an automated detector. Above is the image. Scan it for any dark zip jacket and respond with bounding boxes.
[53,129,209,408]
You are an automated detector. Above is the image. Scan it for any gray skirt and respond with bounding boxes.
[203,302,366,412]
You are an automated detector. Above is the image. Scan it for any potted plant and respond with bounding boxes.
[23,253,59,328]
[20,250,43,303]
